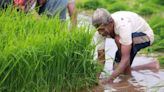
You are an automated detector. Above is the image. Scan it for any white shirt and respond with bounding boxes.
[95,11,154,50]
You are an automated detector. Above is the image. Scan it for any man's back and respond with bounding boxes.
[111,11,154,45]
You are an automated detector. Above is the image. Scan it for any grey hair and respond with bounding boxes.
[92,8,112,27]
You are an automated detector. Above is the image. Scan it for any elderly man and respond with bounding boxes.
[92,8,159,84]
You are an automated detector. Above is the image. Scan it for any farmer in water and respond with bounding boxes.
[92,8,159,84]
[13,0,77,25]
[39,0,77,24]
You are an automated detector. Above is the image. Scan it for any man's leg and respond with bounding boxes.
[130,32,160,72]
[131,59,160,72]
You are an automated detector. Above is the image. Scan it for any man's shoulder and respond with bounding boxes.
[112,11,140,20]
[112,11,137,16]
[112,11,142,28]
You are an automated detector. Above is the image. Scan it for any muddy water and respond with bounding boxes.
[103,39,164,92]
[77,13,164,92]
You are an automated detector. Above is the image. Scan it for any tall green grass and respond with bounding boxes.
[77,0,104,10]
[0,8,100,92]
[148,15,164,52]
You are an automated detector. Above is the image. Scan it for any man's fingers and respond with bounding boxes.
[100,79,108,85]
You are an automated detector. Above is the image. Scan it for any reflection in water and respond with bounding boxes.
[101,69,164,92]
[77,13,164,92]
[92,69,164,92]
[101,75,146,92]
[102,39,164,92]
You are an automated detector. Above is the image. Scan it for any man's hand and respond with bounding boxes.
[100,76,114,85]
[102,44,131,84]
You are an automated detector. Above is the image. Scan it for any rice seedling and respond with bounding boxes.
[0,8,100,92]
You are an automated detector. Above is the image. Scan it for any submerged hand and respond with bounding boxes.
[100,78,113,85]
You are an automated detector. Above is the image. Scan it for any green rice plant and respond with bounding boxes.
[148,15,164,52]
[104,0,116,3]
[158,56,164,65]
[151,0,164,6]
[77,0,105,10]
[152,39,164,52]
[0,8,100,92]
[107,2,128,13]
[137,5,156,16]
[148,15,164,35]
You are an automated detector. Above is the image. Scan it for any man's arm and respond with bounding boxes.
[98,49,105,66]
[67,0,77,26]
[106,44,131,82]
[97,49,105,78]
[94,31,106,78]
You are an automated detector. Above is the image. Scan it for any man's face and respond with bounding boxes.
[97,24,110,37]
[97,22,113,37]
